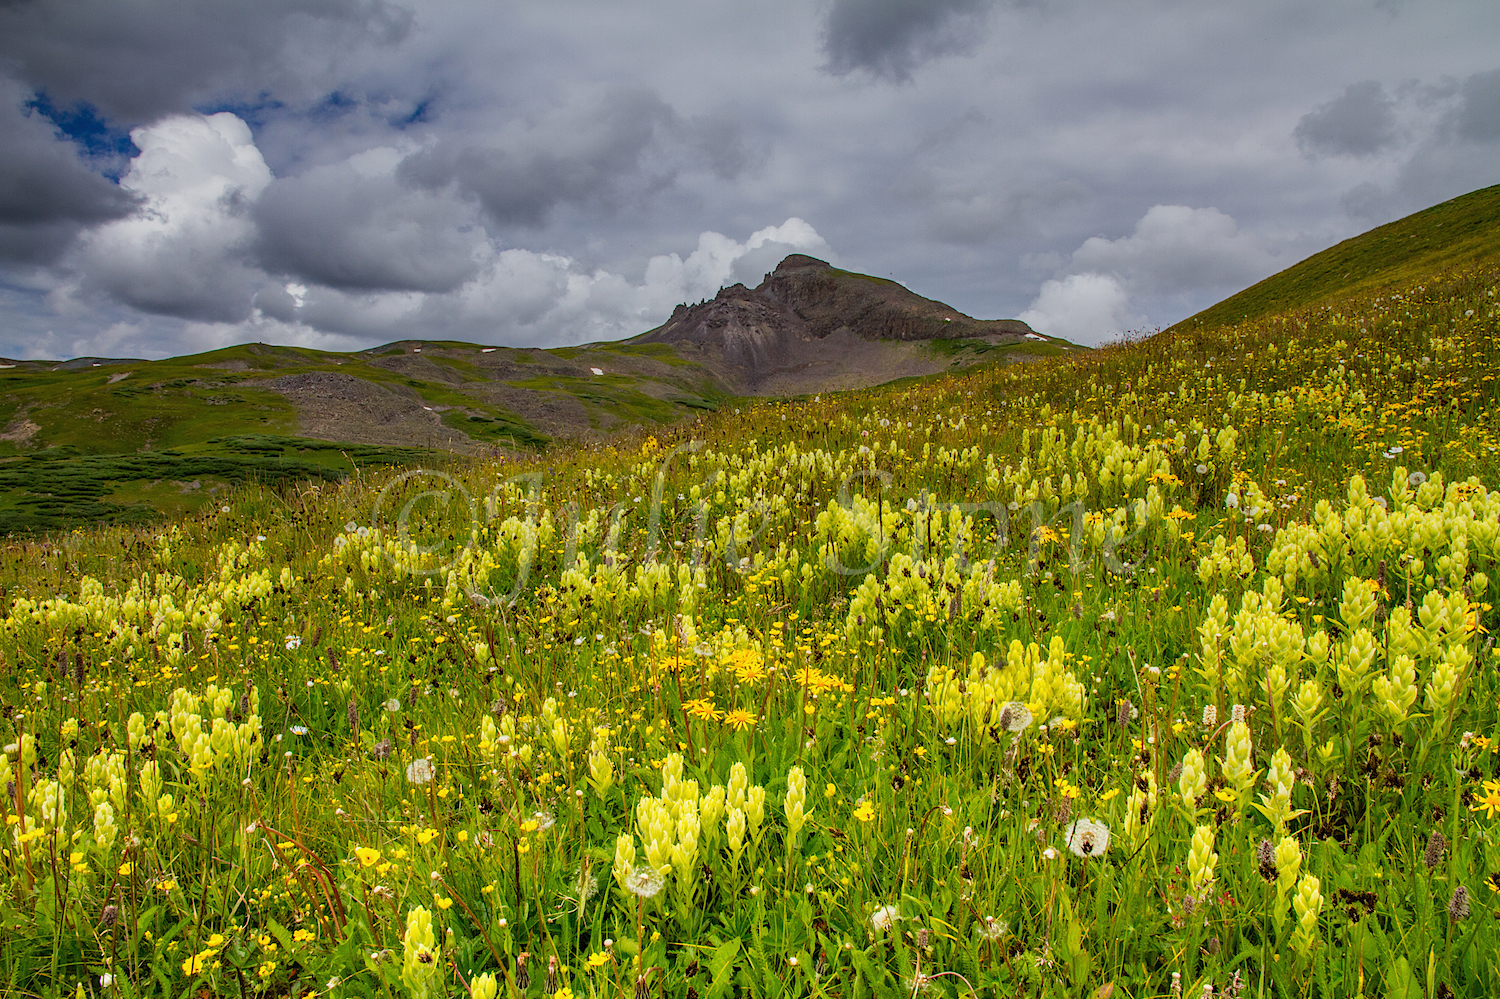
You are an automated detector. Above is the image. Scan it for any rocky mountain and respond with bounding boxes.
[633,254,1053,392]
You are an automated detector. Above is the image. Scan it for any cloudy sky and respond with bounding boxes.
[2,0,1498,358]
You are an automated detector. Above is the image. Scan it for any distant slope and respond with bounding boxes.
[0,339,723,462]
[0,339,729,531]
[1172,183,1500,332]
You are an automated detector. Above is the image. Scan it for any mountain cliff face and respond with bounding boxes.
[635,254,1042,392]
[648,283,806,376]
[758,254,1034,341]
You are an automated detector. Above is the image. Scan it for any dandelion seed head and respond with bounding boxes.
[625,865,664,898]
[1063,818,1110,857]
[997,702,1033,732]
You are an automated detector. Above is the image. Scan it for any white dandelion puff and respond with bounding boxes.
[1063,818,1111,858]
[625,865,664,898]
[997,702,1033,732]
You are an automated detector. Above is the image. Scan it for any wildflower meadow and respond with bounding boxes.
[3,263,1500,998]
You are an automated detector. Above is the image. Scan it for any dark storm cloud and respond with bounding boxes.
[1335,66,1500,223]
[1294,81,1399,157]
[397,89,675,228]
[0,0,412,122]
[820,0,994,83]
[679,113,763,182]
[253,161,483,292]
[1456,68,1500,141]
[82,258,262,324]
[0,78,138,263]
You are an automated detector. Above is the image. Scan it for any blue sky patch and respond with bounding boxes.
[24,91,139,179]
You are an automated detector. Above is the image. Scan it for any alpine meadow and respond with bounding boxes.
[6,183,1500,999]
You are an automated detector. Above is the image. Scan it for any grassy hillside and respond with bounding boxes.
[0,339,729,532]
[0,196,1497,997]
[1174,182,1500,331]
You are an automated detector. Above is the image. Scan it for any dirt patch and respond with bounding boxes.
[1,407,40,445]
[368,354,470,384]
[744,332,954,396]
[464,382,595,436]
[264,372,484,453]
[660,326,958,397]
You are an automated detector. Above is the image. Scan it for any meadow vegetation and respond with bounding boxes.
[3,238,1500,996]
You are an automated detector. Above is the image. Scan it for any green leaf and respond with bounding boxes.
[850,947,901,999]
[705,939,740,999]
[1384,955,1419,999]
[267,917,294,953]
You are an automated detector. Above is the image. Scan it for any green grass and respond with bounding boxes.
[924,338,1069,360]
[0,435,433,533]
[503,374,705,428]
[595,342,700,367]
[827,266,907,288]
[441,412,551,451]
[0,341,720,526]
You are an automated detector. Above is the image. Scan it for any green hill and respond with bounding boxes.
[0,339,725,531]
[1172,182,1500,331]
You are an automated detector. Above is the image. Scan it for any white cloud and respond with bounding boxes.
[1021,204,1291,344]
[1068,205,1280,296]
[277,217,833,348]
[639,217,834,313]
[69,113,272,322]
[1018,273,1142,346]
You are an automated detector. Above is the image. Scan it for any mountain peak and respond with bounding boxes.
[635,254,1044,393]
[771,253,833,274]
